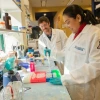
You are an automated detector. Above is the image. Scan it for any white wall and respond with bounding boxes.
[9,12,22,28]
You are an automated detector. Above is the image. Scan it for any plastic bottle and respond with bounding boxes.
[3,13,12,30]
[0,21,5,29]
[16,0,21,8]
[30,62,35,72]
[44,58,48,66]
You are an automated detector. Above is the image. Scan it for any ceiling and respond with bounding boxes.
[30,0,92,28]
[30,0,91,7]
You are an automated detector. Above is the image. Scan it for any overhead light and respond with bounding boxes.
[95,3,100,10]
[67,0,74,5]
[41,0,47,7]
[43,13,46,16]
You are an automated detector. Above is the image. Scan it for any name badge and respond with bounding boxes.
[74,46,85,54]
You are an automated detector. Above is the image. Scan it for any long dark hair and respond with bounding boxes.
[63,4,99,25]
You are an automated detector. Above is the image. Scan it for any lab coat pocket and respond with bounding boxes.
[73,46,86,55]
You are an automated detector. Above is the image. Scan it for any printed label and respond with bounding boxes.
[9,20,11,25]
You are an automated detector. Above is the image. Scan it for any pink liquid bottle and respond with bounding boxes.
[30,62,35,72]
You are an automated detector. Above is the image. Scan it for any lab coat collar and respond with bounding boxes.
[68,24,92,49]
[73,23,86,40]
[80,24,92,34]
[42,28,56,40]
[51,29,56,41]
[72,24,92,35]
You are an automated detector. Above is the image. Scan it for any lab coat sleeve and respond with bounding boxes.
[61,31,100,85]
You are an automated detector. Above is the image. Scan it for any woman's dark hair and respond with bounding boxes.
[38,16,50,25]
[63,4,99,25]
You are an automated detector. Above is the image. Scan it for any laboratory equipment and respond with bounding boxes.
[3,13,12,30]
[0,70,3,81]
[3,71,22,87]
[30,62,35,72]
[51,69,61,78]
[44,47,51,71]
[48,69,62,84]
[0,70,3,90]
[44,47,51,57]
[46,72,52,82]
[1,80,23,100]
[4,57,15,70]
[30,71,46,83]
[13,44,24,59]
[4,57,22,87]
[27,48,34,58]
[18,62,29,69]
[49,77,62,85]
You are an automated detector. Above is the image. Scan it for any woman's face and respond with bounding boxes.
[63,14,81,33]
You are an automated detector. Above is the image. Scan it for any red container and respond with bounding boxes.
[30,62,35,72]
[30,71,46,83]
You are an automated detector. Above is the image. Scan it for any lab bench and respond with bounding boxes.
[1,59,71,100]
[22,64,71,100]
[23,82,71,100]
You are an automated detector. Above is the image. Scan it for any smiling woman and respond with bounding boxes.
[50,4,100,100]
[63,4,98,33]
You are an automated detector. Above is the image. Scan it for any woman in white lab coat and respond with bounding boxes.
[51,4,100,100]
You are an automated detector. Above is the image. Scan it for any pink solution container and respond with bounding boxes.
[30,62,35,72]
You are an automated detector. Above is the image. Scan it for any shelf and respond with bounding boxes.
[0,28,23,33]
[0,0,22,12]
[24,5,30,14]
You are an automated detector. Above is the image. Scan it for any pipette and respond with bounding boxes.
[44,47,51,71]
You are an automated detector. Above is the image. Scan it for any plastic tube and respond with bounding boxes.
[46,53,51,72]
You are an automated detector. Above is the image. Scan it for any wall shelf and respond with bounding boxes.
[24,5,30,14]
[0,0,22,12]
[0,29,23,33]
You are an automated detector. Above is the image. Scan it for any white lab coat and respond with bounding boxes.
[96,24,100,28]
[56,24,100,100]
[38,28,67,56]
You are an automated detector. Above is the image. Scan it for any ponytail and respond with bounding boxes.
[63,4,99,25]
[83,10,99,25]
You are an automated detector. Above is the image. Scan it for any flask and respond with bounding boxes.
[3,13,12,30]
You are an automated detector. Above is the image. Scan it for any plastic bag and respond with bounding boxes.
[4,57,15,70]
[0,81,23,100]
